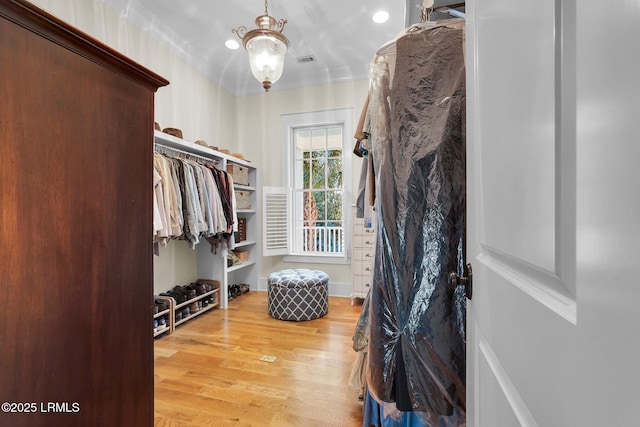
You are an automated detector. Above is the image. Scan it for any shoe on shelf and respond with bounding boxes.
[189,302,200,313]
[195,283,207,295]
[184,285,197,299]
[173,286,189,302]
[229,284,241,298]
[155,299,167,312]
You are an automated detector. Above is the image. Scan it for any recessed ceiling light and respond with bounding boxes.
[372,10,390,24]
[225,39,240,50]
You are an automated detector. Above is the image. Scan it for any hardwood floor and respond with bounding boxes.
[154,291,365,427]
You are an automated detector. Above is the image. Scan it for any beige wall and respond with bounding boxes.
[235,82,369,286]
[29,0,238,146]
[29,0,369,294]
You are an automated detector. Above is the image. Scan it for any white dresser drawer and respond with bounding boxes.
[360,262,374,277]
[353,234,364,249]
[351,208,376,303]
[363,235,376,247]
[362,247,375,260]
[353,274,374,293]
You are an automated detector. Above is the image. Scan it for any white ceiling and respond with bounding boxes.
[99,0,449,96]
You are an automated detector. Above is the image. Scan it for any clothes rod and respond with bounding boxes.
[422,2,465,21]
[154,144,219,166]
[434,1,465,10]
[437,6,465,18]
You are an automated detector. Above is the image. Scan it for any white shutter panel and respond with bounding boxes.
[263,186,290,256]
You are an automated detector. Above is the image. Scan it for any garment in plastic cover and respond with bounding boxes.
[367,23,467,425]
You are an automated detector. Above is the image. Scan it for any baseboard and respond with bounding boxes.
[257,277,352,298]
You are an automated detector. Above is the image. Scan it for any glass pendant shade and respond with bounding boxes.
[246,34,287,91]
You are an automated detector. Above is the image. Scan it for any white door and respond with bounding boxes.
[466,1,640,426]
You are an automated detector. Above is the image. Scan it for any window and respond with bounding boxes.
[293,126,344,255]
[263,108,352,262]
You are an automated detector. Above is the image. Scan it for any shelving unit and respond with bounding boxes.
[154,130,259,310]
[173,288,220,327]
[153,285,220,336]
[214,158,258,308]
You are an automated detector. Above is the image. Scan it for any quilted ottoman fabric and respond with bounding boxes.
[267,269,329,321]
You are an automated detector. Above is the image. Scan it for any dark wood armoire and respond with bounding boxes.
[0,1,168,426]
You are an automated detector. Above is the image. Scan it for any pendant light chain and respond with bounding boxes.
[265,0,269,15]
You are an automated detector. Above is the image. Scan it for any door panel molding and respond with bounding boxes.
[477,246,577,324]
[476,0,557,273]
[554,0,578,299]
[476,324,540,427]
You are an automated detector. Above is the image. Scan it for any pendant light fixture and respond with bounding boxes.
[232,0,289,92]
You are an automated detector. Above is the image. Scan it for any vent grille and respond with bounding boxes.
[296,55,315,64]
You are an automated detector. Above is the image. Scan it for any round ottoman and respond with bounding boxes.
[267,269,329,321]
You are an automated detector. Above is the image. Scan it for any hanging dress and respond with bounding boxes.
[366,21,467,427]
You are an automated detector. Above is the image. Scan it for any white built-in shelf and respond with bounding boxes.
[227,260,256,272]
[154,130,254,167]
[233,240,256,249]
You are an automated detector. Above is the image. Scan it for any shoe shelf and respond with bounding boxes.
[173,288,220,328]
[153,283,220,337]
[154,324,171,337]
[154,295,175,338]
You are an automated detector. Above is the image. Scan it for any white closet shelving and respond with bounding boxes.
[154,130,259,309]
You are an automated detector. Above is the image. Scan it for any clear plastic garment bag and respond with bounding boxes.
[363,18,467,427]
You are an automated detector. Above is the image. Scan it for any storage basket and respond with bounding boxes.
[236,191,251,210]
[232,250,249,262]
[227,164,249,186]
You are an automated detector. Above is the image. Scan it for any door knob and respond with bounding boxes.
[450,263,473,300]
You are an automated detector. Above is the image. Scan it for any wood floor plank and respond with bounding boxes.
[155,291,365,426]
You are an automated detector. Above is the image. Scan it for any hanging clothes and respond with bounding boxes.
[365,19,467,427]
[152,151,237,251]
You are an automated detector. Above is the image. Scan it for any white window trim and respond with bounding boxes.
[280,108,353,264]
